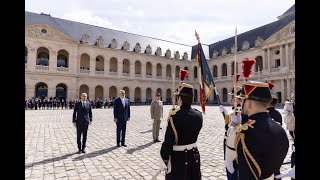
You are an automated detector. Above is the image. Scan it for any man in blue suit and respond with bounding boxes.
[113,90,131,147]
[73,93,92,154]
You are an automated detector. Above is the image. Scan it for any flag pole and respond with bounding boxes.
[172,50,176,109]
[233,27,238,112]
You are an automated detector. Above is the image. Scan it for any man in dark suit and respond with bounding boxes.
[73,93,92,154]
[113,90,130,147]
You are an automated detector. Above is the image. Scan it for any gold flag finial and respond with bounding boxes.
[195,30,200,43]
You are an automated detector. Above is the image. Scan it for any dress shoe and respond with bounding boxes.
[155,139,161,142]
[121,144,127,147]
[77,150,81,154]
[81,150,86,153]
[117,144,121,147]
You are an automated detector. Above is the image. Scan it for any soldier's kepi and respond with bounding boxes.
[234,81,289,180]
[159,82,203,180]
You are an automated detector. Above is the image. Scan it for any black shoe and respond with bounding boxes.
[117,144,121,147]
[160,127,162,129]
[77,150,81,154]
[121,144,127,147]
[155,139,161,142]
[81,150,86,153]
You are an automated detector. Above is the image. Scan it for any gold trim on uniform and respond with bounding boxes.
[243,81,270,87]
[167,107,181,145]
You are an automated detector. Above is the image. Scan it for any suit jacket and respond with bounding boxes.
[113,97,130,122]
[150,100,163,120]
[73,101,92,125]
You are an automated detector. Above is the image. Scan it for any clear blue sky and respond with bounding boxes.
[26,0,295,45]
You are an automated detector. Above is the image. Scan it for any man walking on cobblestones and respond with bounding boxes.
[73,93,92,154]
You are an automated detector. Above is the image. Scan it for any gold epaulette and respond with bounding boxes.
[166,107,180,145]
[235,119,261,180]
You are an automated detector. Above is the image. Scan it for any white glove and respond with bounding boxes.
[230,114,241,126]
[158,157,168,172]
[225,160,235,174]
[219,105,228,115]
[275,165,295,179]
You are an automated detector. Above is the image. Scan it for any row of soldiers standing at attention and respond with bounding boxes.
[158,60,295,179]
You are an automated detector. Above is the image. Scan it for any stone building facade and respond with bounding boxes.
[25,5,295,105]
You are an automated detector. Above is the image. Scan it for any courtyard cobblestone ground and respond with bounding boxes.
[25,105,293,180]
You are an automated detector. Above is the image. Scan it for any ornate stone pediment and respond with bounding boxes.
[255,37,264,47]
[122,41,130,51]
[221,47,228,56]
[263,21,295,47]
[155,47,162,56]
[182,52,188,60]
[145,45,152,54]
[110,39,117,49]
[25,24,77,43]
[242,41,250,50]
[165,49,171,58]
[175,51,180,59]
[95,36,104,47]
[134,43,141,53]
[212,50,218,58]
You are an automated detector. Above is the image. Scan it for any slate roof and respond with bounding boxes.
[190,12,295,59]
[25,11,193,60]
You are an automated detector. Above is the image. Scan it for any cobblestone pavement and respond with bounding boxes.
[25,105,293,180]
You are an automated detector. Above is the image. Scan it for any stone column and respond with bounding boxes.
[152,64,156,79]
[104,58,109,76]
[27,49,37,71]
[90,58,96,75]
[285,44,289,67]
[142,63,146,79]
[281,79,285,103]
[263,49,267,69]
[104,86,109,100]
[286,79,291,100]
[141,88,146,102]
[267,48,271,72]
[130,61,135,78]
[162,66,166,79]
[89,87,95,100]
[48,86,55,98]
[279,45,283,67]
[25,85,34,99]
[118,60,123,77]
[49,51,57,72]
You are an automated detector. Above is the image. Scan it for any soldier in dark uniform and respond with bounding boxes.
[160,83,203,180]
[234,81,289,179]
[267,94,282,126]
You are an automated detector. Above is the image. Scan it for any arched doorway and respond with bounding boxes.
[157,88,162,100]
[135,61,141,74]
[80,53,90,70]
[37,47,49,66]
[222,63,227,76]
[146,88,152,102]
[109,86,117,99]
[79,85,89,99]
[166,65,171,77]
[194,89,198,102]
[213,65,218,77]
[96,56,104,71]
[156,63,162,76]
[56,83,67,99]
[123,59,130,73]
[222,88,228,102]
[255,56,263,72]
[166,89,171,102]
[123,87,130,100]
[134,87,141,102]
[95,85,103,99]
[57,50,69,67]
[110,57,118,72]
[146,62,152,75]
[35,82,48,98]
[175,66,180,78]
